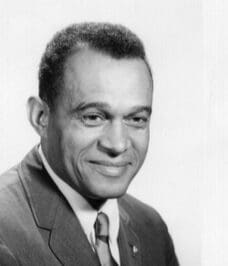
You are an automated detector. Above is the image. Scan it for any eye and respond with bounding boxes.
[80,113,106,127]
[125,116,149,128]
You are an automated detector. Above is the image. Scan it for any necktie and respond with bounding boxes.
[94,212,117,266]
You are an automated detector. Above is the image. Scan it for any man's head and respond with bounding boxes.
[28,22,153,206]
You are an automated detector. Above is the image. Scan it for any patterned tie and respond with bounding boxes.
[94,212,117,266]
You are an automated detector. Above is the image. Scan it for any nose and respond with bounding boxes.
[98,120,130,156]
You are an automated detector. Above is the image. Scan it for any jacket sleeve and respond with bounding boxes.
[0,241,19,266]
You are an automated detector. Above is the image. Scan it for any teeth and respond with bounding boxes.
[92,164,127,177]
[102,166,123,174]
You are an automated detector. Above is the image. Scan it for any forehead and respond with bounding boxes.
[61,49,152,111]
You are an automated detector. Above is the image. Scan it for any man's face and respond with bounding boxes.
[44,49,152,201]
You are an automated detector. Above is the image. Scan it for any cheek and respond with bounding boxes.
[132,128,150,147]
[62,126,101,155]
[131,130,150,159]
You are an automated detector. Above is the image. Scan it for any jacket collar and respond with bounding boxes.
[118,203,142,266]
[18,147,100,265]
[18,146,60,230]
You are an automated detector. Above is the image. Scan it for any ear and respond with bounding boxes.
[27,96,49,137]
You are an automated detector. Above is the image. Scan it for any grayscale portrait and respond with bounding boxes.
[0,1,217,266]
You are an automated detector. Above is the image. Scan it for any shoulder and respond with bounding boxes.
[0,165,29,230]
[0,165,20,190]
[0,165,23,204]
[119,194,179,265]
[0,146,40,210]
[119,194,170,248]
[119,193,164,226]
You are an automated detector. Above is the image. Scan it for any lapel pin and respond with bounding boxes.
[132,245,138,255]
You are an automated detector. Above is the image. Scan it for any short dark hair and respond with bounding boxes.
[39,22,152,108]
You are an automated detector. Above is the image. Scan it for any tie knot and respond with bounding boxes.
[94,212,109,243]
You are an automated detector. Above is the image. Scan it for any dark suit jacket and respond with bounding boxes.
[0,147,179,266]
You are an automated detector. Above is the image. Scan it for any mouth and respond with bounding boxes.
[87,160,131,177]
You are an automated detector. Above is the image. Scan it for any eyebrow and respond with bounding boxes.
[72,102,110,112]
[71,101,152,115]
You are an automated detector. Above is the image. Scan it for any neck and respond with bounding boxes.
[86,197,107,210]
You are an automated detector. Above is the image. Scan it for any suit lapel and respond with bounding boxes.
[18,146,60,230]
[49,197,100,266]
[19,147,100,266]
[118,204,142,266]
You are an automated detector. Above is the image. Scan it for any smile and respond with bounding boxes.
[87,160,130,177]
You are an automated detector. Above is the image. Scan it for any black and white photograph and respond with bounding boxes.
[0,1,227,265]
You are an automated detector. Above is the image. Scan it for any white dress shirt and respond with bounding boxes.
[38,146,120,265]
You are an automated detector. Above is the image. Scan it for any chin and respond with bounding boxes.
[92,185,129,200]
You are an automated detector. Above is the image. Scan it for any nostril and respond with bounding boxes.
[97,142,126,156]
[106,149,123,157]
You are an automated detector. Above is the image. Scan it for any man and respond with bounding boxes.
[0,23,179,265]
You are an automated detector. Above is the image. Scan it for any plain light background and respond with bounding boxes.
[0,1,227,265]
